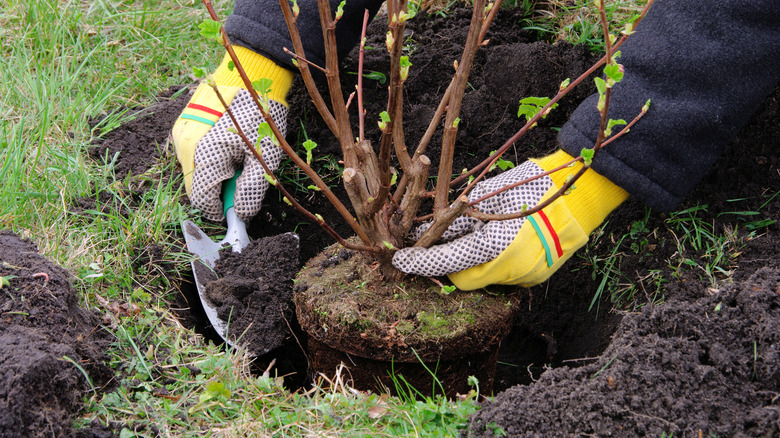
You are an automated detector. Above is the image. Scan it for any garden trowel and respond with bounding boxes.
[182,170,248,349]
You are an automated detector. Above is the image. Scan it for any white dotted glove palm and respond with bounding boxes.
[393,161,554,274]
[171,47,293,222]
[189,90,287,222]
[392,156,602,290]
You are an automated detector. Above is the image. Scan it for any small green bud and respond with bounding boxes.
[581,148,595,166]
[264,174,278,186]
[282,196,292,206]
[291,0,300,17]
[335,0,346,21]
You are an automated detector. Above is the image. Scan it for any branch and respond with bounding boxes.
[357,9,370,141]
[275,0,339,133]
[282,47,327,73]
[316,0,356,163]
[433,0,485,212]
[466,101,648,207]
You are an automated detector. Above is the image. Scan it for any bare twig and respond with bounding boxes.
[357,9,370,141]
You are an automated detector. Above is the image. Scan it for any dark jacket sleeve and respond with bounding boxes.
[557,0,780,211]
[225,0,384,71]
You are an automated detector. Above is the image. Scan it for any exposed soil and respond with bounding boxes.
[83,4,780,437]
[0,231,114,437]
[469,266,780,437]
[201,232,300,355]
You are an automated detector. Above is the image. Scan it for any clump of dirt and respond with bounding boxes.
[202,232,300,355]
[0,231,113,437]
[469,266,780,437]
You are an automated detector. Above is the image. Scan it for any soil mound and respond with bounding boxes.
[0,231,113,437]
[469,266,780,437]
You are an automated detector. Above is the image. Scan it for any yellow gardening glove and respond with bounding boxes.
[171,46,294,221]
[392,150,629,290]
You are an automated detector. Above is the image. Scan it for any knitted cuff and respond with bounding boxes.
[533,149,629,234]
[212,46,294,106]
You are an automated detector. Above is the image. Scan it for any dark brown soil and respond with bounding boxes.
[86,4,780,437]
[469,266,780,437]
[88,86,189,181]
[202,232,300,355]
[0,231,114,438]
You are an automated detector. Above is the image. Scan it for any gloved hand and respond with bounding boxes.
[392,150,629,290]
[171,46,294,222]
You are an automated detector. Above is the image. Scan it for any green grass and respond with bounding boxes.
[521,0,649,52]
[576,198,765,314]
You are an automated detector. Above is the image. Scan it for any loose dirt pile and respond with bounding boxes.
[202,232,300,355]
[469,266,780,437]
[0,231,113,437]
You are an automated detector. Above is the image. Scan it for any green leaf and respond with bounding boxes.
[594,77,607,95]
[580,148,595,166]
[257,122,278,145]
[363,71,387,84]
[252,78,274,97]
[379,111,391,123]
[517,96,557,123]
[198,20,222,43]
[604,63,624,85]
[192,66,205,78]
[441,285,457,295]
[487,150,515,172]
[302,139,317,165]
[0,276,15,289]
[227,60,235,71]
[605,118,627,137]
